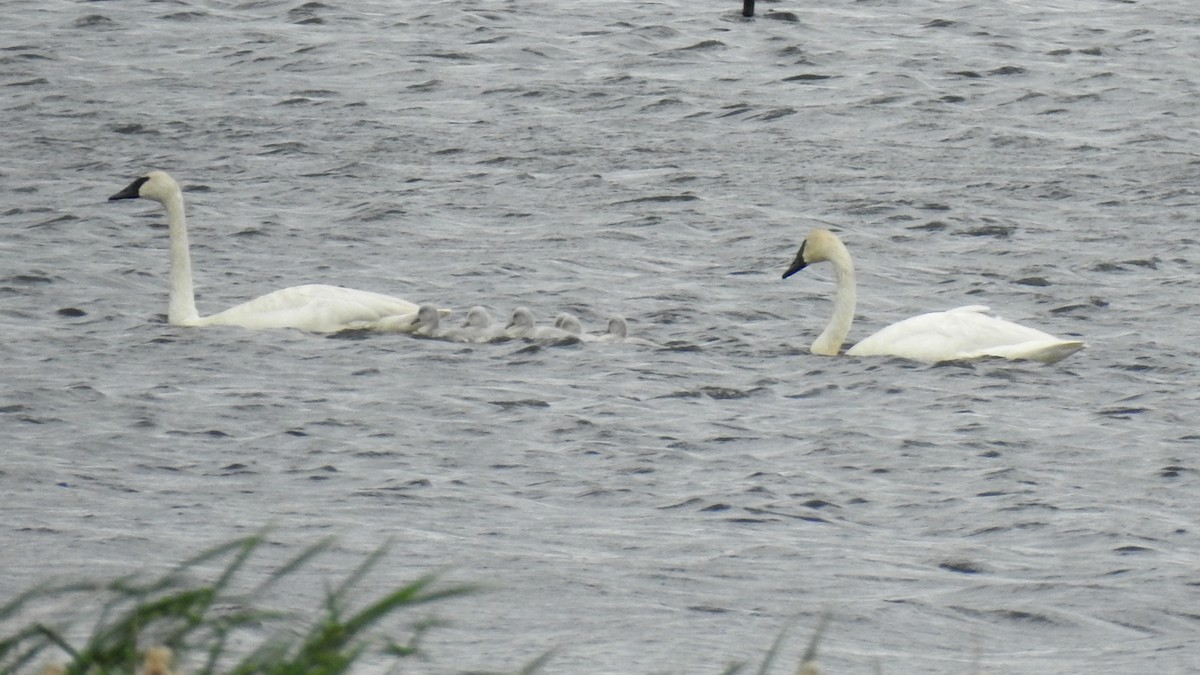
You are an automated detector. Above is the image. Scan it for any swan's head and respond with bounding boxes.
[109,171,180,204]
[414,304,441,331]
[464,306,492,328]
[782,229,847,279]
[554,312,583,335]
[507,307,536,330]
[606,315,627,338]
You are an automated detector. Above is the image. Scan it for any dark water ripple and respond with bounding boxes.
[2,0,1199,672]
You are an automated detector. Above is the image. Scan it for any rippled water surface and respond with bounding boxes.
[3,0,1199,672]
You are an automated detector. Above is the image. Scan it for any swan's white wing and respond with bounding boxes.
[343,311,421,333]
[962,339,1086,364]
[847,305,1083,363]
[196,284,421,333]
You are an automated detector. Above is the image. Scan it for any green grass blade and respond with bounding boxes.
[753,614,799,675]
[248,538,334,598]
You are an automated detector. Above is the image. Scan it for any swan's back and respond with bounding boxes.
[198,284,421,333]
[848,305,1084,363]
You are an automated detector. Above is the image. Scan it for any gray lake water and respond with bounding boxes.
[2,0,1198,672]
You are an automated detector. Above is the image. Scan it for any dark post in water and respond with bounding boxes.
[743,0,755,17]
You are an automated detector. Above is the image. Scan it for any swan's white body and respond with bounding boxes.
[782,230,1085,364]
[342,311,420,333]
[506,307,577,341]
[109,171,427,334]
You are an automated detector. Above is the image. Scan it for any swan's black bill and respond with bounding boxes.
[109,176,149,201]
[781,241,808,279]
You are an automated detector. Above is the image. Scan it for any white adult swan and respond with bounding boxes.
[109,170,428,333]
[782,229,1085,364]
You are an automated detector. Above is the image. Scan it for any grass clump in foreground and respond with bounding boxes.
[722,611,827,675]
[0,535,519,675]
[0,534,832,675]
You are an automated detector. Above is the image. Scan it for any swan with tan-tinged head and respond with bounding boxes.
[782,229,1085,364]
[109,171,429,333]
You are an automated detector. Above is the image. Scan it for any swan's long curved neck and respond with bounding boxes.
[162,191,200,325]
[813,246,856,356]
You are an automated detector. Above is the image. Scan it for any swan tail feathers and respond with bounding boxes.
[968,340,1086,364]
